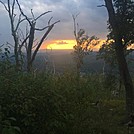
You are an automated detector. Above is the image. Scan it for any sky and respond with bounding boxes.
[0,0,108,49]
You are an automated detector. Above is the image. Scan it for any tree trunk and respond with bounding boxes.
[13,34,20,71]
[104,0,134,115]
[27,23,35,73]
[115,37,134,114]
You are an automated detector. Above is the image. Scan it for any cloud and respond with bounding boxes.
[56,41,68,45]
[0,0,108,45]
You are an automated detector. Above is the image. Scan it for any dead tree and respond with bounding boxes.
[0,0,26,71]
[16,0,59,72]
[0,0,59,72]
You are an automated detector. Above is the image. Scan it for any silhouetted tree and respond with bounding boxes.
[72,14,99,75]
[97,41,134,70]
[104,0,134,116]
[0,0,59,72]
[0,0,26,71]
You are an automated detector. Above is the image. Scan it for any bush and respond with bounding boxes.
[0,72,130,134]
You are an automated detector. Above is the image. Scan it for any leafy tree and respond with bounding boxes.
[72,14,99,75]
[109,0,134,46]
[97,41,134,70]
[103,0,134,116]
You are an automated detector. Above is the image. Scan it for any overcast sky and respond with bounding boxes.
[0,0,108,45]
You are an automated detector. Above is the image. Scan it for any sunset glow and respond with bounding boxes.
[40,39,106,51]
[41,40,77,50]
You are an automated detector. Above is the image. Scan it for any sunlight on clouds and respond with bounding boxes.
[40,39,105,51]
[41,40,76,50]
[47,40,76,49]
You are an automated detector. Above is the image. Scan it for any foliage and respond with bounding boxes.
[0,70,132,134]
[97,40,134,69]
[102,0,134,75]
[73,29,99,73]
[0,44,15,74]
[72,15,99,74]
[108,0,134,46]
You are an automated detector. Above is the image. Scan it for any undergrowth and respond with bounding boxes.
[0,71,133,134]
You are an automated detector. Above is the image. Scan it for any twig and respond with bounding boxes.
[97,5,106,7]
[0,0,9,11]
[35,11,52,21]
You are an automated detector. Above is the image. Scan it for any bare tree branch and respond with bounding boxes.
[32,42,38,49]
[18,34,30,52]
[48,17,53,25]
[0,0,9,11]
[35,26,49,31]
[7,0,11,13]
[16,0,32,26]
[31,25,54,63]
[72,13,80,40]
[97,5,106,7]
[0,44,5,48]
[15,14,26,32]
[31,9,35,19]
[12,0,15,16]
[6,42,14,47]
[35,11,52,21]
[35,20,60,31]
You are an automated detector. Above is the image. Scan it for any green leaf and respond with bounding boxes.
[8,117,16,122]
[13,126,21,133]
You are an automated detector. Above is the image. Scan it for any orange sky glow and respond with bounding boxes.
[40,39,106,51]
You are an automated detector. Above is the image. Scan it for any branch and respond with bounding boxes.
[35,11,52,21]
[97,5,106,7]
[72,14,79,40]
[31,9,35,19]
[48,17,53,25]
[15,14,26,32]
[16,0,32,26]
[35,26,49,31]
[18,34,30,52]
[12,0,15,16]
[0,44,4,48]
[0,0,9,11]
[35,20,60,31]
[51,20,60,25]
[7,0,11,13]
[6,42,14,47]
[31,24,54,63]
[32,42,38,49]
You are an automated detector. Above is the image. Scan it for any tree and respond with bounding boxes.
[97,41,134,71]
[0,0,26,71]
[103,0,134,116]
[0,0,59,72]
[72,14,99,75]
[108,0,134,46]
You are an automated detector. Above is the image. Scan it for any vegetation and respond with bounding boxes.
[72,14,99,75]
[0,0,134,133]
[104,0,134,116]
[0,0,59,72]
[0,68,133,134]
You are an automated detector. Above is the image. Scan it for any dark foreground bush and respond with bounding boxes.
[0,72,132,134]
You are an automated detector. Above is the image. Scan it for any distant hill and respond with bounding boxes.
[33,50,134,75]
[34,50,134,73]
[1,49,134,75]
